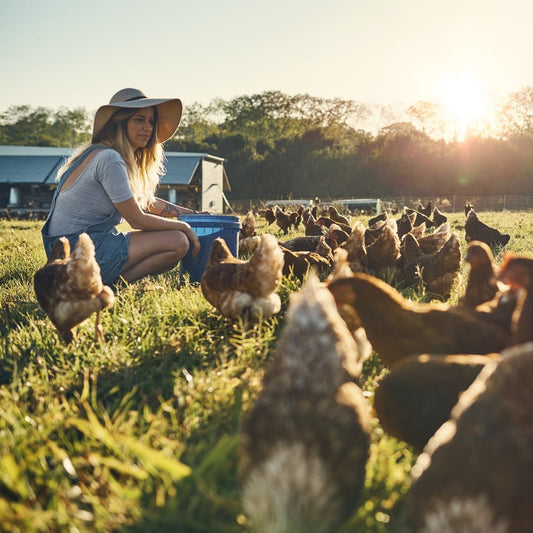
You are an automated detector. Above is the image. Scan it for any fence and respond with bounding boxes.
[232,196,533,214]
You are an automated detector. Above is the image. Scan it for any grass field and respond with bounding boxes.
[0,211,529,532]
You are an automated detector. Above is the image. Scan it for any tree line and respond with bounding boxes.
[2,89,533,200]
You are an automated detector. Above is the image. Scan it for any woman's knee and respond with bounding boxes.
[167,230,190,257]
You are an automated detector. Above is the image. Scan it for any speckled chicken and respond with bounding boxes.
[327,273,511,368]
[33,233,115,343]
[240,275,371,533]
[409,342,533,533]
[201,233,284,320]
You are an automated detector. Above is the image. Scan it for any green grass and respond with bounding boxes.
[0,211,530,532]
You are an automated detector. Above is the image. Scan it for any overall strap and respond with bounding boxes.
[54,144,104,192]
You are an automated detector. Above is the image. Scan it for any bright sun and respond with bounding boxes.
[436,71,491,140]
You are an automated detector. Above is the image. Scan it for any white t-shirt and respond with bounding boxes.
[47,148,133,236]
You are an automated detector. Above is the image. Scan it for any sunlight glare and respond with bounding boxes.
[436,71,491,141]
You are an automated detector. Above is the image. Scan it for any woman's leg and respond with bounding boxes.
[120,230,190,282]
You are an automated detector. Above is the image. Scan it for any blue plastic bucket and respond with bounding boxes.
[179,214,241,283]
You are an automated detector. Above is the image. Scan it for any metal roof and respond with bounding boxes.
[0,146,229,188]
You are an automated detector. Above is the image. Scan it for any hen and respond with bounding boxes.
[264,206,277,226]
[275,209,292,235]
[200,233,284,320]
[34,233,115,343]
[374,352,501,451]
[327,273,511,368]
[327,204,351,226]
[364,219,401,276]
[340,221,368,274]
[240,275,371,533]
[279,246,331,281]
[408,232,462,299]
[464,208,510,248]
[409,342,533,533]
[458,241,499,308]
[432,206,448,227]
[497,254,533,345]
[239,211,261,254]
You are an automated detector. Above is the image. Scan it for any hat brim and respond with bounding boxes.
[92,97,183,143]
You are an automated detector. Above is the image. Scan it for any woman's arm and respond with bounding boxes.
[147,197,197,218]
[115,198,200,256]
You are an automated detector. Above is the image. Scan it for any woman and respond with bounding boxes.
[41,88,201,286]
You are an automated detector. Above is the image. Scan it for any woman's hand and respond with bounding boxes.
[184,227,201,257]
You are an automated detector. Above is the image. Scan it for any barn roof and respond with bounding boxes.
[0,146,230,189]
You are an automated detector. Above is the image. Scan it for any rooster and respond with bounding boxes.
[327,273,511,367]
[200,233,284,320]
[33,233,115,343]
[409,342,533,533]
[240,275,371,533]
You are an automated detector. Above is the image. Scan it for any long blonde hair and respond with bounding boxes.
[57,107,165,208]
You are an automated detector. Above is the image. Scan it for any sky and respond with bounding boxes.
[1,0,532,121]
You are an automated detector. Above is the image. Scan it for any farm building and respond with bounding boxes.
[0,145,232,218]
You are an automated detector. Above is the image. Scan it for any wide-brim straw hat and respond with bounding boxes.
[92,88,182,143]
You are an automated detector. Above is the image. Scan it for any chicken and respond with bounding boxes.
[418,200,433,218]
[327,205,351,226]
[368,212,387,228]
[498,254,533,345]
[275,209,292,235]
[200,234,284,320]
[404,207,436,228]
[409,342,533,533]
[397,212,417,240]
[264,206,277,226]
[289,210,301,230]
[364,219,401,276]
[240,274,371,533]
[418,232,462,299]
[316,216,352,235]
[464,208,510,248]
[239,211,260,254]
[415,222,451,255]
[240,210,257,239]
[464,202,474,216]
[304,214,327,236]
[327,273,511,368]
[326,223,350,247]
[279,235,335,253]
[340,221,368,274]
[374,352,501,451]
[280,246,331,281]
[432,206,448,227]
[33,233,115,343]
[458,241,499,308]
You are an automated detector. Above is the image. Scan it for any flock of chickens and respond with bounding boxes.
[32,200,532,532]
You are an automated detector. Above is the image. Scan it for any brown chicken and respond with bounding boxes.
[415,222,450,255]
[498,254,533,345]
[409,342,533,533]
[304,214,327,236]
[34,233,115,343]
[275,209,292,235]
[374,352,501,451]
[327,205,351,226]
[364,219,401,276]
[404,207,436,228]
[459,241,499,308]
[239,211,260,254]
[327,273,511,368]
[279,235,335,253]
[316,216,352,235]
[201,233,284,321]
[397,212,417,240]
[280,246,331,281]
[240,275,371,533]
[418,200,433,218]
[368,212,387,228]
[432,206,448,227]
[264,206,277,226]
[465,208,510,248]
[340,221,368,274]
